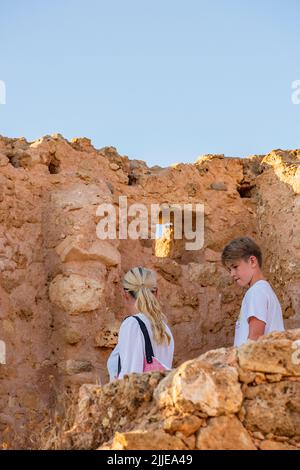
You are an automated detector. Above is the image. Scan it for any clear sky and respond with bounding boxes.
[0,0,299,167]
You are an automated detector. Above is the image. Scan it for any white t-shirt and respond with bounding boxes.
[107,312,174,381]
[234,280,284,347]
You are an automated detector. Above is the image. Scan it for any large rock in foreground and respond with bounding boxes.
[42,330,300,451]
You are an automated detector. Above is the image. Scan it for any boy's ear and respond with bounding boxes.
[249,255,258,267]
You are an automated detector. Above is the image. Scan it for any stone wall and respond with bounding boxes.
[0,134,299,448]
[44,330,300,450]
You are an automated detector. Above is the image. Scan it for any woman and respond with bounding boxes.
[107,266,174,381]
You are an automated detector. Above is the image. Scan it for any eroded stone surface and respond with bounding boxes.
[42,330,300,451]
[0,135,299,448]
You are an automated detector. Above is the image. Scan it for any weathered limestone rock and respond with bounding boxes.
[50,182,111,211]
[63,328,82,345]
[186,262,231,288]
[94,323,120,348]
[58,360,93,375]
[163,415,203,436]
[197,346,239,368]
[109,163,120,171]
[59,372,166,450]
[262,150,300,193]
[259,440,299,450]
[56,237,121,266]
[196,415,256,450]
[104,430,187,450]
[11,283,38,319]
[186,262,218,285]
[0,153,9,166]
[153,258,182,282]
[0,134,299,449]
[49,274,104,313]
[210,181,227,191]
[154,356,242,416]
[36,331,300,450]
[243,381,300,437]
[238,330,300,376]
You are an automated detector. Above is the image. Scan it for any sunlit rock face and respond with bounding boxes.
[0,134,299,448]
[42,330,300,451]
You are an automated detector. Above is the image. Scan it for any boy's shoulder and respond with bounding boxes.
[244,280,272,298]
[250,279,271,290]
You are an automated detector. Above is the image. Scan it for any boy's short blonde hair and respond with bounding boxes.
[221,236,263,268]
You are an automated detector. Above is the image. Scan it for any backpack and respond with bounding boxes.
[117,315,166,377]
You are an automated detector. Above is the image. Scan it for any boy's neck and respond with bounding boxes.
[249,271,265,287]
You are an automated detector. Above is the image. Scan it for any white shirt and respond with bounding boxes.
[234,280,284,347]
[107,312,174,381]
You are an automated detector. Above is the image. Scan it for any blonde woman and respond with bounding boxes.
[107,267,174,381]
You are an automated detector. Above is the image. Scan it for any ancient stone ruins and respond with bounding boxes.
[0,134,299,449]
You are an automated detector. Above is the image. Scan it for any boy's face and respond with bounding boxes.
[226,257,257,287]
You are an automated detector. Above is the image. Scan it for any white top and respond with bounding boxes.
[234,280,285,347]
[107,312,174,381]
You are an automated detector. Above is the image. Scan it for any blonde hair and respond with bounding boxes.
[123,267,171,345]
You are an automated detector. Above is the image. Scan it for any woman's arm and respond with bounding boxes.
[107,346,119,381]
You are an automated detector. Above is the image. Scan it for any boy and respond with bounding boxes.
[221,236,284,347]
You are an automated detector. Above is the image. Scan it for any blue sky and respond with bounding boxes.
[0,0,299,167]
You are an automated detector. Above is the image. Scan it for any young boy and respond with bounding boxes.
[221,236,284,347]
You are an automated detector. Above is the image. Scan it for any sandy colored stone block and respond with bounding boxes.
[260,439,299,450]
[49,274,103,313]
[163,415,203,436]
[154,356,242,416]
[63,328,82,345]
[56,236,121,266]
[58,360,93,375]
[0,153,9,166]
[109,430,187,450]
[238,330,300,376]
[243,381,300,436]
[95,323,120,348]
[50,182,111,210]
[196,416,256,450]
